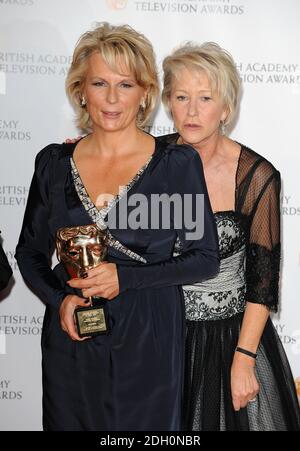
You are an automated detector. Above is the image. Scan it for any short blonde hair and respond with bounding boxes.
[162,42,240,126]
[66,22,159,132]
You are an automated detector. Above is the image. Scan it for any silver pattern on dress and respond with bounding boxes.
[174,211,247,321]
[71,156,153,264]
[173,235,183,257]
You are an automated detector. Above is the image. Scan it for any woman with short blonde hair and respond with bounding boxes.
[66,22,159,131]
[162,41,240,128]
[158,41,300,431]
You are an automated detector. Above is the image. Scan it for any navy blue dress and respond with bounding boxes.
[16,139,219,431]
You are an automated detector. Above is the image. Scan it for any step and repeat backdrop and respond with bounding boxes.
[0,0,299,430]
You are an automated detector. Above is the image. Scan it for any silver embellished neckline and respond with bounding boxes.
[70,155,153,263]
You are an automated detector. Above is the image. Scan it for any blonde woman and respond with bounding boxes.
[159,42,300,431]
[16,24,219,431]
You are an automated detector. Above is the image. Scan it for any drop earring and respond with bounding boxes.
[140,98,146,110]
[81,96,87,108]
[220,120,226,135]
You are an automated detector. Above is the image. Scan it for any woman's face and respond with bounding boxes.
[169,67,227,148]
[82,52,146,133]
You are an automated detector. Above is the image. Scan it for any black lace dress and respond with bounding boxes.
[158,134,300,431]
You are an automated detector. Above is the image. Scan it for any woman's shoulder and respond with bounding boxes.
[162,145,203,179]
[155,136,201,165]
[239,143,280,181]
[156,132,179,146]
[35,142,75,169]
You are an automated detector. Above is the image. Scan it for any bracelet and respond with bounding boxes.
[235,347,257,359]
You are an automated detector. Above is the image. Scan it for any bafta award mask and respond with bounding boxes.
[56,224,108,279]
[56,224,109,337]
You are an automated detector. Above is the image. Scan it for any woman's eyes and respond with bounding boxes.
[92,82,133,88]
[92,81,106,87]
[120,82,133,88]
[176,95,212,102]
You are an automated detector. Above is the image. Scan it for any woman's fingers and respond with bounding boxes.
[67,271,105,288]
[67,264,115,290]
[67,280,103,298]
[247,386,259,404]
[67,278,93,289]
[62,312,89,341]
[67,264,119,300]
[232,396,241,411]
[87,262,108,277]
[65,136,82,144]
[75,297,92,307]
[231,357,260,411]
[59,295,92,341]
[232,388,259,411]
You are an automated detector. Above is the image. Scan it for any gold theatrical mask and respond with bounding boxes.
[56,225,107,278]
[56,224,109,337]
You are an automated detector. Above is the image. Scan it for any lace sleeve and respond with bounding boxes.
[245,166,281,312]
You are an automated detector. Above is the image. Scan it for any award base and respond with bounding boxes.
[75,301,109,338]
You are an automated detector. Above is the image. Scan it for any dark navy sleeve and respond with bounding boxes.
[0,234,12,291]
[15,145,67,309]
[117,144,219,291]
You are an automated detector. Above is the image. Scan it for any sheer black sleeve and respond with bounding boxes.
[245,161,281,312]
